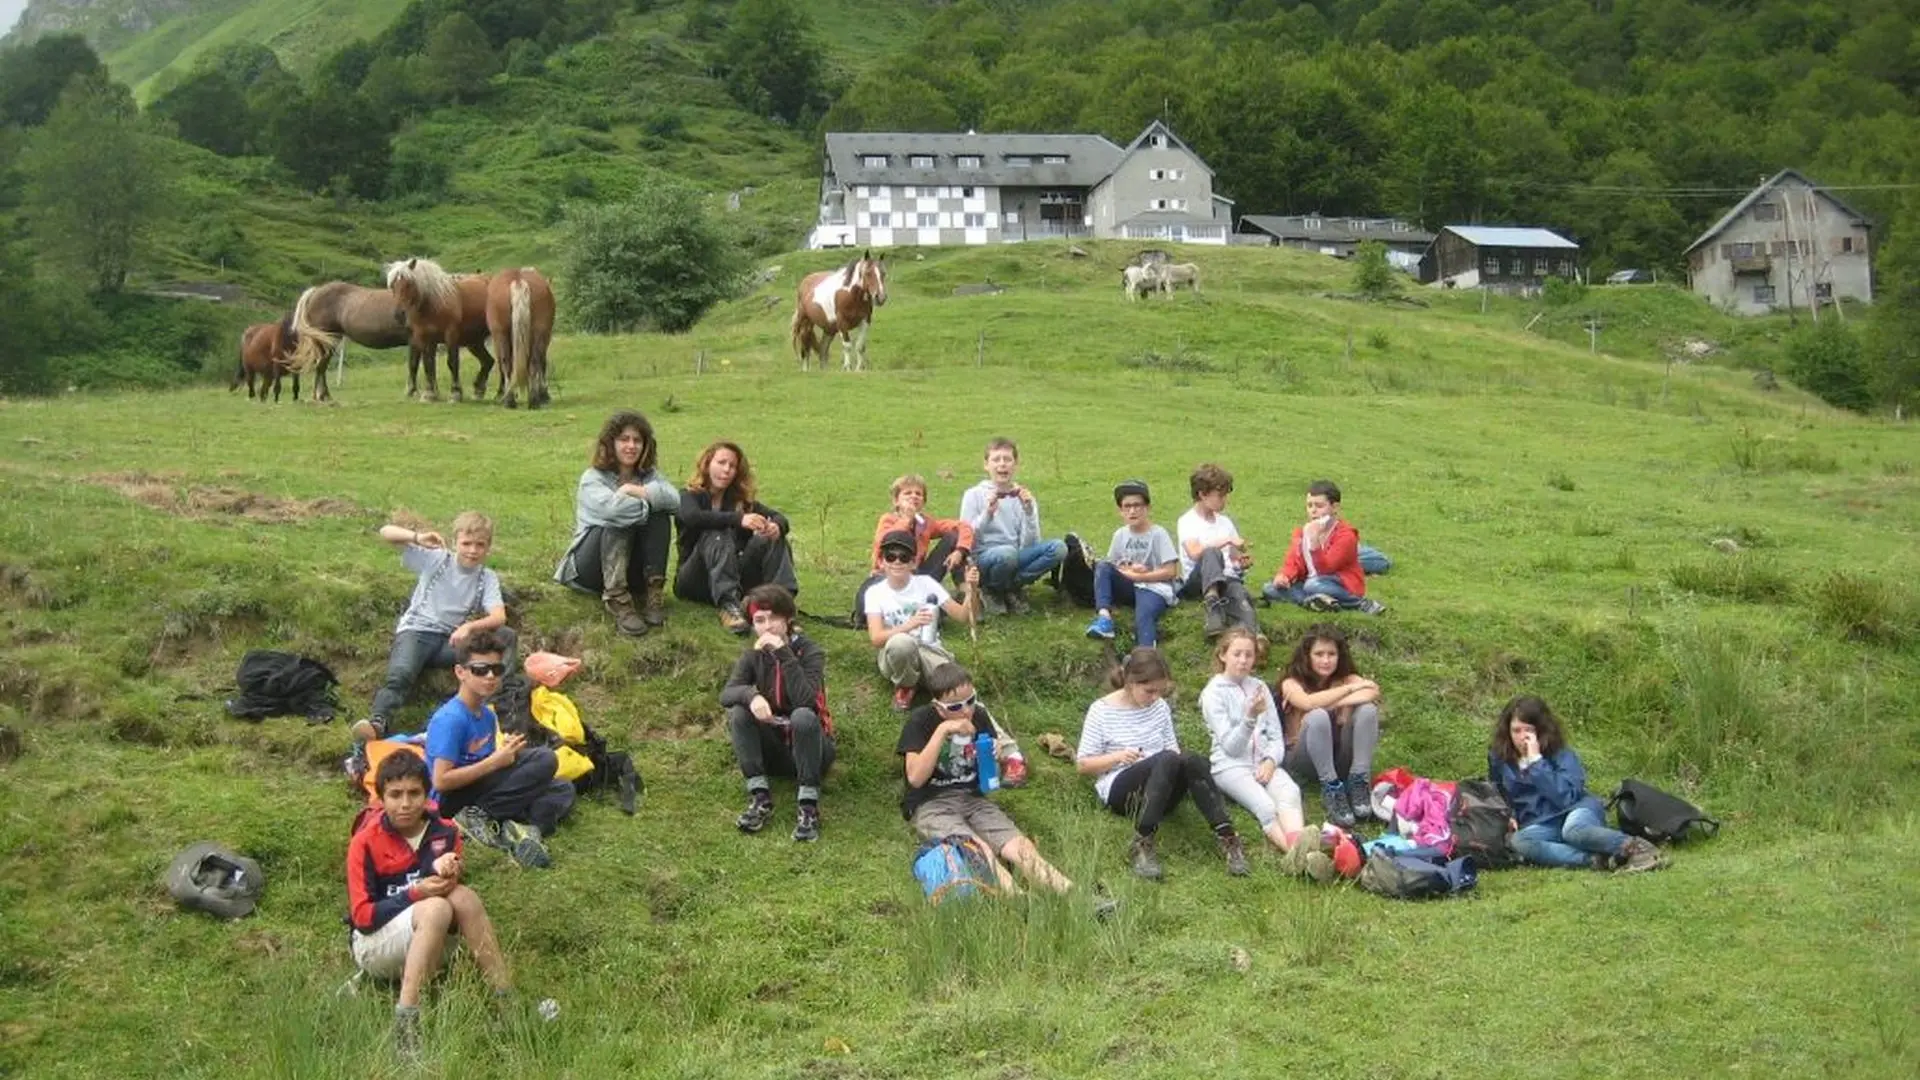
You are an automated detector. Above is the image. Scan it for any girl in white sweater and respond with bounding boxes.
[1201,629,1306,854]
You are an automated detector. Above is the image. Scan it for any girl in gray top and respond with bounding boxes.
[1201,628,1306,854]
[555,411,680,637]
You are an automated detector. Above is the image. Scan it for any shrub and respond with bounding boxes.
[1352,240,1398,300]
[1807,572,1912,646]
[562,187,744,333]
[1667,557,1793,604]
[1785,321,1872,412]
[1542,277,1585,306]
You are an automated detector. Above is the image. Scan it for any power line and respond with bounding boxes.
[1486,179,1920,198]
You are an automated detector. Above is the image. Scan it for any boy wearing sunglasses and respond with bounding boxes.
[897,663,1073,896]
[424,630,574,869]
[865,529,981,712]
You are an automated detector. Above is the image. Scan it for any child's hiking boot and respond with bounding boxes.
[1128,834,1164,881]
[892,684,916,712]
[1321,781,1357,829]
[349,716,387,744]
[1305,592,1340,613]
[454,806,504,851]
[981,590,1010,617]
[792,803,820,843]
[642,576,668,627]
[1357,598,1387,616]
[1345,774,1375,823]
[1203,595,1228,638]
[1616,837,1667,874]
[1007,587,1032,615]
[616,759,643,816]
[736,793,774,834]
[501,820,552,869]
[1219,832,1251,877]
[393,1005,422,1059]
[605,595,649,638]
[1085,613,1116,640]
[719,601,749,635]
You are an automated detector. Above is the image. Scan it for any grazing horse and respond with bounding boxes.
[231,317,300,403]
[286,281,413,402]
[791,250,888,371]
[485,267,556,409]
[1155,262,1201,295]
[383,258,499,402]
[1121,264,1158,301]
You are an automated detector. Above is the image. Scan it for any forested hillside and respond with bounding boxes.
[0,0,1915,407]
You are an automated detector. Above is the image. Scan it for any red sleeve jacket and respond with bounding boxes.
[344,813,462,932]
[1279,520,1366,599]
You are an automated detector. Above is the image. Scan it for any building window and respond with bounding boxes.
[1148,168,1164,180]
[868,212,889,227]
[1304,217,1322,230]
[1841,236,1858,253]
[1392,220,1410,233]
[863,155,887,168]
[1730,242,1759,258]
[902,185,916,199]
[1169,168,1183,181]
[855,185,870,199]
[1150,198,1169,210]
[917,213,937,227]
[1534,257,1550,274]
[962,186,976,198]
[911,155,934,168]
[1004,211,1020,225]
[964,212,985,228]
[1511,259,1525,275]
[1815,282,1833,300]
[958,155,981,169]
[1753,203,1781,222]
[1007,155,1032,167]
[1151,134,1167,148]
[1042,155,1066,164]
[1172,198,1188,211]
[1483,256,1500,277]
[1754,284,1776,304]
[1557,260,1572,276]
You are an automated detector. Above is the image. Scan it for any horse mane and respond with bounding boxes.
[286,284,340,374]
[385,257,460,317]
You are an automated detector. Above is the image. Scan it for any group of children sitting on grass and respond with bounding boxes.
[342,416,1664,1050]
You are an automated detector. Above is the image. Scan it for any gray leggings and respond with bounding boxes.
[1211,765,1303,829]
[1282,703,1381,784]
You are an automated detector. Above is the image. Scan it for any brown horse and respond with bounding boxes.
[485,267,556,409]
[791,250,887,371]
[230,317,300,403]
[286,281,414,402]
[382,258,499,402]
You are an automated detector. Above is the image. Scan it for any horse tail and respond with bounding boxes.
[287,286,340,375]
[230,328,248,391]
[509,277,533,399]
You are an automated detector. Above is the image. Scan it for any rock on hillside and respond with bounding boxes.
[7,0,195,48]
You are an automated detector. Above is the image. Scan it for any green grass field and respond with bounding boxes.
[1,242,1916,1078]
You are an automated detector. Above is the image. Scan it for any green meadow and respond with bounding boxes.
[1,242,1916,1078]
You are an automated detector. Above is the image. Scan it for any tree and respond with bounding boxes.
[21,77,174,294]
[150,69,252,157]
[823,71,959,132]
[1864,193,1920,413]
[1352,241,1399,300]
[713,0,828,125]
[563,187,743,333]
[0,34,103,128]
[419,13,499,105]
[267,88,390,198]
[1786,321,1873,412]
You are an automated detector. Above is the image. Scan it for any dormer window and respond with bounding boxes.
[1350,219,1366,231]
[1304,217,1322,230]
[1007,155,1032,167]
[910,155,934,168]
[862,154,887,168]
[1151,134,1167,148]
[1391,221,1409,233]
[958,155,981,169]
[1043,155,1066,164]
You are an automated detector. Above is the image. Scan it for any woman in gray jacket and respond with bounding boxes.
[554,411,680,636]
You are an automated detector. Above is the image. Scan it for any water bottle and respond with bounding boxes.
[975,731,1000,793]
[918,593,942,648]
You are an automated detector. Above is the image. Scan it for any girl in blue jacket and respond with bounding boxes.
[1488,696,1664,873]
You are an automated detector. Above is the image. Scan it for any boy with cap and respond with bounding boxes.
[865,528,981,712]
[1085,480,1181,647]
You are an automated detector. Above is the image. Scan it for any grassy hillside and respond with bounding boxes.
[1,241,1915,1078]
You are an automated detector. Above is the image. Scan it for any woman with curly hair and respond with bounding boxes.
[555,411,680,636]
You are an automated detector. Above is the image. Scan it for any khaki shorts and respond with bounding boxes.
[911,789,1022,853]
[350,907,456,981]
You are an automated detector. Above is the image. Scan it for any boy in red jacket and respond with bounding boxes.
[345,751,512,1052]
[1265,481,1386,615]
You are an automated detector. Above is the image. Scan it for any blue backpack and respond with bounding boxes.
[1358,844,1478,900]
[912,835,1000,904]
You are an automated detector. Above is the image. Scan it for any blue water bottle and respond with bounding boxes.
[974,731,1000,793]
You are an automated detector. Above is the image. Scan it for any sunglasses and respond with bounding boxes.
[880,549,915,564]
[935,694,977,714]
[462,662,507,678]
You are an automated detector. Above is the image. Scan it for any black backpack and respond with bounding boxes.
[1450,779,1517,870]
[1358,845,1478,900]
[1051,531,1097,607]
[225,650,339,724]
[1609,779,1720,844]
[496,672,643,815]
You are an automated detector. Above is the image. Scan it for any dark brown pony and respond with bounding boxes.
[286,281,413,402]
[231,316,300,403]
[485,267,556,409]
[383,258,500,402]
[791,250,887,371]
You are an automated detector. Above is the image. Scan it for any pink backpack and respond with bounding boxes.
[1393,778,1456,855]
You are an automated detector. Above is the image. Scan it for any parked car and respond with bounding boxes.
[1606,268,1656,285]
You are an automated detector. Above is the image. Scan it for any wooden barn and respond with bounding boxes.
[1418,226,1580,294]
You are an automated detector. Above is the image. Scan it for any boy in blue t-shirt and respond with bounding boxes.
[424,630,573,869]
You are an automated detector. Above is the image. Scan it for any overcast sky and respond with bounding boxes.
[2,2,30,39]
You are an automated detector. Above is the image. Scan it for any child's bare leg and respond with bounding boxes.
[1000,835,1072,895]
[1262,821,1292,851]
[447,885,510,992]
[399,898,454,1008]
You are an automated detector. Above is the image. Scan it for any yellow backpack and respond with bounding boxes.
[529,686,595,782]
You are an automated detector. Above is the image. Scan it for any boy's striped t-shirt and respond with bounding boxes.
[1077,697,1179,801]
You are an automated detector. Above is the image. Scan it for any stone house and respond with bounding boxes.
[1685,170,1873,316]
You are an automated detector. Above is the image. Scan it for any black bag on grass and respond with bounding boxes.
[1051,532,1098,608]
[1450,779,1517,870]
[225,650,338,724]
[1358,845,1477,900]
[1609,779,1719,844]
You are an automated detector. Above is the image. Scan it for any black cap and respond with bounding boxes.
[879,529,916,555]
[1113,479,1151,505]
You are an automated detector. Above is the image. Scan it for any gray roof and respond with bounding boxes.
[1685,168,1874,254]
[1441,225,1578,250]
[1240,214,1433,245]
[823,132,1124,188]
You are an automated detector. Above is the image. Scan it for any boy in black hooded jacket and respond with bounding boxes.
[719,584,834,842]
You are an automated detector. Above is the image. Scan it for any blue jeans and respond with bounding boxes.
[371,626,519,725]
[1262,575,1364,609]
[976,540,1066,591]
[1359,545,1391,575]
[1510,798,1629,869]
[1093,562,1172,646]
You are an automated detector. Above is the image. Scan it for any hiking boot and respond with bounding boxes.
[600,538,646,636]
[642,576,668,627]
[1357,598,1387,616]
[1085,613,1116,640]
[1128,833,1164,881]
[1299,850,1337,883]
[393,1006,422,1059]
[349,716,387,744]
[892,684,915,712]
[719,601,749,635]
[501,820,551,869]
[605,595,649,637]
[1305,592,1340,612]
[1007,587,1032,615]
[1092,892,1119,923]
[1220,832,1251,877]
[616,759,643,816]
[454,806,504,851]
[980,589,1009,617]
[1203,595,1228,638]
[1000,750,1028,788]
[1346,774,1375,823]
[1616,837,1666,874]
[792,803,820,843]
[1321,781,1356,829]
[736,795,774,834]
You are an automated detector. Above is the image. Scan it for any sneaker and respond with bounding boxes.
[1321,781,1356,829]
[642,577,668,628]
[500,820,551,869]
[719,602,749,635]
[982,590,1009,617]
[1345,774,1374,823]
[454,806,504,851]
[394,1006,422,1059]
[1304,592,1340,612]
[792,803,820,842]
[349,716,387,744]
[736,795,774,834]
[1007,587,1032,615]
[1128,834,1163,881]
[1357,598,1387,615]
[617,760,642,816]
[1085,613,1116,640]
[892,684,915,712]
[1000,751,1028,788]
[1616,837,1667,874]
[1202,595,1228,638]
[1219,832,1251,877]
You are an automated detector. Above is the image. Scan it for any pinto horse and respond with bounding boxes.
[230,317,300,403]
[485,267,556,409]
[286,281,413,402]
[791,251,887,371]
[383,258,500,402]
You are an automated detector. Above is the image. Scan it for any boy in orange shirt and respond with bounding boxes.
[853,473,974,623]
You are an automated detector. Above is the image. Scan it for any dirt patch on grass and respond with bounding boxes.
[88,472,365,524]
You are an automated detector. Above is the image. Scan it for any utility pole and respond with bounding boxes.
[1783,181,1812,324]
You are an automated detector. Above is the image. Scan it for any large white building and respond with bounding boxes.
[1685,170,1873,316]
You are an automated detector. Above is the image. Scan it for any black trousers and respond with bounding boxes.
[438,746,576,835]
[726,705,835,791]
[1102,749,1234,836]
[571,518,673,591]
[675,529,799,606]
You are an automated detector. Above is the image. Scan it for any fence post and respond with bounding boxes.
[696,349,705,375]
[976,330,984,368]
